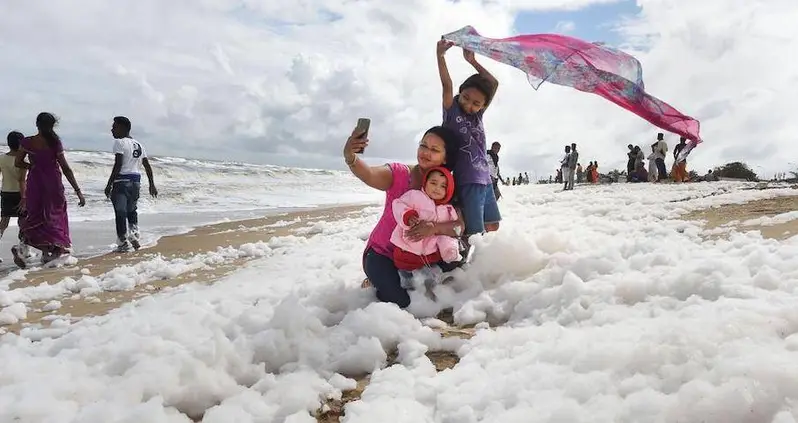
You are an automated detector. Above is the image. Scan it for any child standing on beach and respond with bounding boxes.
[390,167,461,296]
[0,132,30,259]
[436,38,501,246]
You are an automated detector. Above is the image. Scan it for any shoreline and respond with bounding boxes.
[1,202,374,334]
[71,201,375,260]
[0,201,376,276]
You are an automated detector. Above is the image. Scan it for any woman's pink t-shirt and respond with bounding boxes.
[364,162,412,258]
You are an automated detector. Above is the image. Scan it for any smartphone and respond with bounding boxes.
[354,118,370,154]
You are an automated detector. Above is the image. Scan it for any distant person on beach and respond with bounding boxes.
[390,166,461,298]
[702,169,719,182]
[630,160,649,182]
[560,145,571,191]
[633,145,645,170]
[0,132,30,258]
[672,137,689,182]
[437,38,501,243]
[105,116,158,252]
[345,124,462,308]
[487,142,504,200]
[584,162,593,183]
[591,161,599,183]
[647,145,658,182]
[566,143,578,190]
[626,144,635,182]
[11,112,85,268]
[652,132,669,182]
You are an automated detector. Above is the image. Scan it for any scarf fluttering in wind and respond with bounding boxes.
[442,26,702,151]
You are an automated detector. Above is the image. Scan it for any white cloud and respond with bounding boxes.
[555,20,577,33]
[0,0,796,179]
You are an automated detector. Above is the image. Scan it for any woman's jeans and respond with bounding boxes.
[364,247,459,308]
[364,248,410,308]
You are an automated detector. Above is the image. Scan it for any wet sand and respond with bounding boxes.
[682,195,798,240]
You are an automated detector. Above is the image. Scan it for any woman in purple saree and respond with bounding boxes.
[12,112,85,268]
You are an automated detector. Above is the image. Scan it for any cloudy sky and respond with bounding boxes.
[1,0,796,179]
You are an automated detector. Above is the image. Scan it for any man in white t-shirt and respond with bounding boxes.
[560,145,572,191]
[651,132,669,182]
[104,116,158,252]
[566,142,579,190]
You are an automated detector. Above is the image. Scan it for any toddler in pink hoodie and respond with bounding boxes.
[391,166,462,293]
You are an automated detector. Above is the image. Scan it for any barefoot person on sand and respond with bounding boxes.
[0,133,26,240]
[0,131,31,262]
[104,116,158,252]
[12,112,85,268]
[345,124,463,308]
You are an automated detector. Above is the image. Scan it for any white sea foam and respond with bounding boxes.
[3,181,798,422]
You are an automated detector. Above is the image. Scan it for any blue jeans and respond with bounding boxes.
[363,248,460,308]
[111,180,140,242]
[364,248,410,308]
[458,183,502,235]
[655,158,667,181]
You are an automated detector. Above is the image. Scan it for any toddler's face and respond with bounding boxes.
[458,87,486,114]
[424,171,448,201]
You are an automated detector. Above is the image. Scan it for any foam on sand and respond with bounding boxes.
[2,182,798,422]
[0,205,366,333]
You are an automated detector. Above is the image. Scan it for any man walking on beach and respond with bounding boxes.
[487,141,505,200]
[566,143,578,190]
[105,116,158,252]
[560,145,572,191]
[652,133,668,182]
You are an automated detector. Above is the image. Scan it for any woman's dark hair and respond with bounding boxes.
[6,131,23,151]
[422,126,460,171]
[458,73,495,107]
[36,112,60,149]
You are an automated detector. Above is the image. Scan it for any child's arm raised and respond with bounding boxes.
[464,49,499,101]
[437,39,455,109]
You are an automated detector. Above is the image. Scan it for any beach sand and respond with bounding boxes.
[682,194,798,240]
[5,204,368,334]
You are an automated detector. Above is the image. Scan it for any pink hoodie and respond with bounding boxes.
[390,189,461,267]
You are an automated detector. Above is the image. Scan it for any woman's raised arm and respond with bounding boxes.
[343,129,393,191]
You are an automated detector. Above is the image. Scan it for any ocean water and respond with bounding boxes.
[0,150,381,265]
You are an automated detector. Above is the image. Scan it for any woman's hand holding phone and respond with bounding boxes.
[353,118,370,154]
[343,124,369,165]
